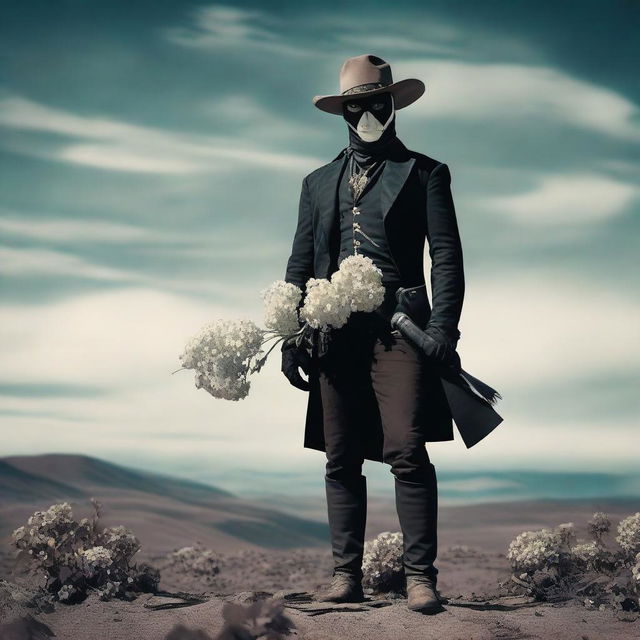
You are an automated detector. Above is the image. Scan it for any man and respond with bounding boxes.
[281,54,465,613]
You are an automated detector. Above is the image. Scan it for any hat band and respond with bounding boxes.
[341,82,388,96]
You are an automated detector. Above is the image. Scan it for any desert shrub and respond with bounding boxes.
[571,540,615,573]
[506,523,575,575]
[632,552,640,593]
[10,499,160,604]
[503,511,640,612]
[361,531,405,593]
[587,512,611,544]
[616,512,640,560]
[164,544,220,582]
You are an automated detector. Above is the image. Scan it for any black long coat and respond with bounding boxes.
[284,137,467,463]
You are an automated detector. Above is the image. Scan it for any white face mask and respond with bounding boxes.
[344,94,395,142]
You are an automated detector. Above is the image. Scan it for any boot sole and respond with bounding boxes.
[316,592,365,603]
[407,599,442,612]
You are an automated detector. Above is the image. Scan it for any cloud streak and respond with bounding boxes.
[481,172,639,225]
[399,60,640,141]
[0,95,323,174]
[0,214,196,244]
[166,4,319,59]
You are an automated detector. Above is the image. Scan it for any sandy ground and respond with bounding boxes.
[2,504,639,639]
[2,456,639,637]
[4,588,639,640]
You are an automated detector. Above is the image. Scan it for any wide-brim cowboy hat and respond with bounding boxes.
[313,54,425,115]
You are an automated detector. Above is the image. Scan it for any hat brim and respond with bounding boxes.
[313,78,425,115]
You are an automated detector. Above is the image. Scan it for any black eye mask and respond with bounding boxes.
[342,92,395,142]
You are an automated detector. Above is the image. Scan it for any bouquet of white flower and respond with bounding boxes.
[175,254,385,400]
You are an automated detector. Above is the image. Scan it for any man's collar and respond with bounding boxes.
[330,136,410,163]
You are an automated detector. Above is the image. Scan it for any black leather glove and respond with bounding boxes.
[423,324,461,374]
[281,338,311,391]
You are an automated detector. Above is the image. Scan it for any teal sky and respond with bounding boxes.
[1,1,639,494]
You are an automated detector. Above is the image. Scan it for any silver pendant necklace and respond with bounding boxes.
[348,155,378,202]
[347,154,383,253]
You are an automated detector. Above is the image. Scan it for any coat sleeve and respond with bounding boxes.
[285,176,314,323]
[425,162,465,341]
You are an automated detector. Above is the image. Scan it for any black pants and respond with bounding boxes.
[318,312,433,481]
[317,312,439,580]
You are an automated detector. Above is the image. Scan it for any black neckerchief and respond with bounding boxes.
[346,112,398,168]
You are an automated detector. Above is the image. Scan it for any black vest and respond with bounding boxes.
[337,159,403,323]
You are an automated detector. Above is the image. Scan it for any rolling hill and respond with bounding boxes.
[0,454,328,554]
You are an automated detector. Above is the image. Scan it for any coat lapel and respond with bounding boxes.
[380,155,416,223]
[316,150,349,244]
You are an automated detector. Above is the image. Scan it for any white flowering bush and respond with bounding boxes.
[362,531,405,593]
[632,552,640,595]
[616,512,640,559]
[506,525,574,575]
[176,254,385,400]
[10,499,159,604]
[164,544,220,582]
[80,546,113,576]
[572,541,606,571]
[587,512,611,544]
[501,511,640,612]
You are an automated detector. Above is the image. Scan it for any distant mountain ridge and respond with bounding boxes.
[0,454,328,553]
[2,453,234,504]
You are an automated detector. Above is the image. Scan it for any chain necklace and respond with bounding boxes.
[347,153,384,253]
[347,154,378,201]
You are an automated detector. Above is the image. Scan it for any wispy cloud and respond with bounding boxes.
[0,95,323,174]
[455,269,640,387]
[166,4,317,59]
[0,214,196,244]
[481,172,638,225]
[333,34,459,57]
[399,60,640,141]
[0,246,144,281]
[0,245,260,298]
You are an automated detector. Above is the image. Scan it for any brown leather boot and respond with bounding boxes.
[315,572,365,603]
[406,575,442,612]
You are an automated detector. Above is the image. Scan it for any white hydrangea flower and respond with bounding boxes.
[616,512,640,556]
[260,280,303,334]
[27,503,74,529]
[81,546,113,574]
[299,255,384,329]
[299,277,351,329]
[362,531,405,592]
[506,528,571,574]
[178,256,384,399]
[572,541,603,570]
[332,254,385,313]
[179,318,265,401]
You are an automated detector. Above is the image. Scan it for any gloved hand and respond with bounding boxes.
[423,324,461,374]
[281,338,311,391]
